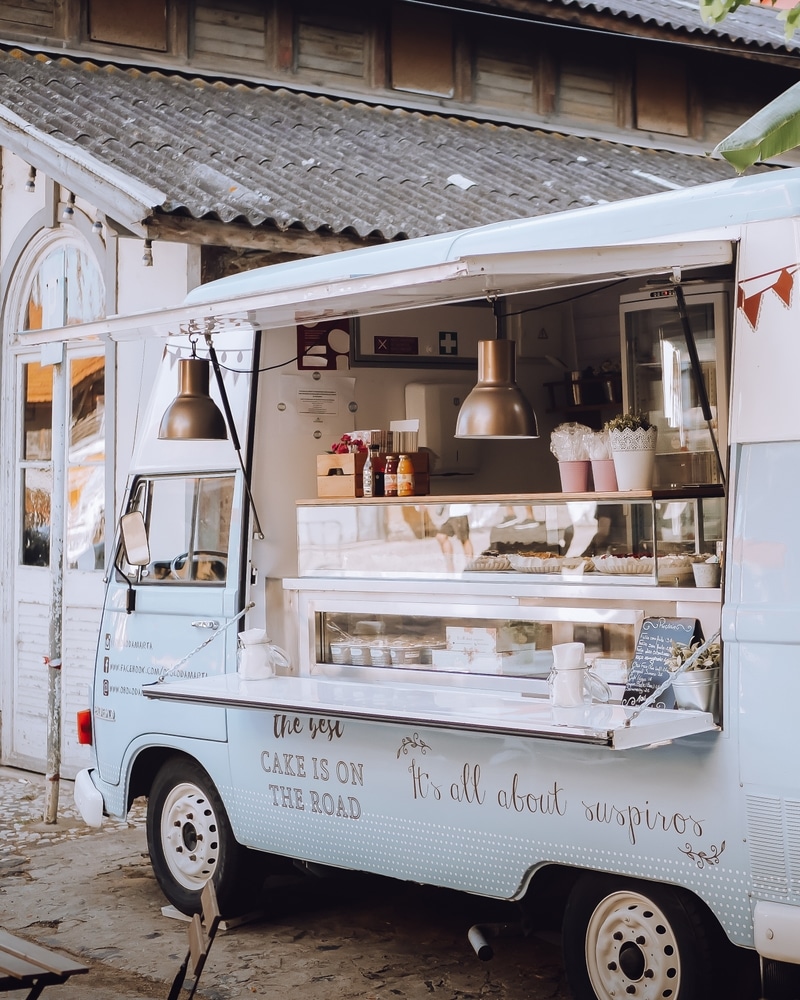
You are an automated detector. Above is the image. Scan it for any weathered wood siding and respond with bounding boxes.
[558,60,616,125]
[0,0,55,31]
[12,598,95,777]
[62,603,99,774]
[13,600,50,769]
[473,47,536,111]
[193,1,265,74]
[297,15,367,82]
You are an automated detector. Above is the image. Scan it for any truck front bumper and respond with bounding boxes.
[73,768,104,828]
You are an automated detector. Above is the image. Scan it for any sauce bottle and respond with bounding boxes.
[373,451,385,496]
[362,445,381,497]
[383,455,398,497]
[397,454,415,497]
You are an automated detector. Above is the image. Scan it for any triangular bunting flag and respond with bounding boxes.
[773,266,794,307]
[740,290,762,329]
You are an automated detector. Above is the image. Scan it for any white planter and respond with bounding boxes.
[609,426,657,490]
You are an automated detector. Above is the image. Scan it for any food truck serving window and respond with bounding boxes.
[118,474,234,585]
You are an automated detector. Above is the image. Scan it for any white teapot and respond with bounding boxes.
[238,628,291,680]
[549,642,611,708]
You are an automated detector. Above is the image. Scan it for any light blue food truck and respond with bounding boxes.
[72,169,800,999]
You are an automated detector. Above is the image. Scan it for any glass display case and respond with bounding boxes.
[313,604,642,687]
[276,585,721,744]
[296,490,724,583]
[284,490,724,745]
[619,282,730,487]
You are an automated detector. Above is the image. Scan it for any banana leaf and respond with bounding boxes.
[714,81,800,172]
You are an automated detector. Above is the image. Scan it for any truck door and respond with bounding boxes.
[93,471,244,786]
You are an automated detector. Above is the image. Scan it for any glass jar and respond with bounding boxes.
[383,455,398,497]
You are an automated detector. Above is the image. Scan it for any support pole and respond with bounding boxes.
[44,348,66,824]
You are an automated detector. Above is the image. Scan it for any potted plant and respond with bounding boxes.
[666,638,721,714]
[604,412,658,490]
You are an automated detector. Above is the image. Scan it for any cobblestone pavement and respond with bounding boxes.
[0,766,145,860]
[0,765,570,999]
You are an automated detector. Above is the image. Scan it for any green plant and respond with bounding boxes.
[666,639,721,672]
[604,412,653,433]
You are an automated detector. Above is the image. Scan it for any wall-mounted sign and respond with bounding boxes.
[353,305,490,368]
[297,320,351,370]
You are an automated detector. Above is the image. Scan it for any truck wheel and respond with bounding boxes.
[562,873,718,1000]
[147,757,256,916]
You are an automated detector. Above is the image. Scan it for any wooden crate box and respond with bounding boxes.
[316,452,430,498]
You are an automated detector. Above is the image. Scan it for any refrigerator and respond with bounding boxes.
[619,281,730,489]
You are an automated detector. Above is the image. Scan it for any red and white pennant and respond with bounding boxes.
[737,264,799,330]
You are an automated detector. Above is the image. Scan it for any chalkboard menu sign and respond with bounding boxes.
[622,618,703,709]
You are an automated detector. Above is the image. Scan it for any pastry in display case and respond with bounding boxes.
[297,491,723,584]
[315,608,641,685]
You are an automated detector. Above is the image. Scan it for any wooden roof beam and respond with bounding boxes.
[144,214,389,255]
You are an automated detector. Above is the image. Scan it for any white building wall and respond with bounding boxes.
[0,148,196,775]
[1,154,47,270]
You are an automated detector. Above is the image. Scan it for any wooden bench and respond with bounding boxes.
[0,929,88,998]
[167,880,222,1000]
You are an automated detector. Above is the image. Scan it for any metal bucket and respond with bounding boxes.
[672,667,720,715]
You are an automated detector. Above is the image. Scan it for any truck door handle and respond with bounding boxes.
[192,620,220,630]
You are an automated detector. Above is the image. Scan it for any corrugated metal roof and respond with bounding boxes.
[542,0,800,52]
[0,47,774,242]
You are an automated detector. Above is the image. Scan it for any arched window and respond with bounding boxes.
[22,243,105,332]
[13,234,106,570]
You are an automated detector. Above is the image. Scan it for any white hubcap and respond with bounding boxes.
[585,890,681,999]
[160,781,219,890]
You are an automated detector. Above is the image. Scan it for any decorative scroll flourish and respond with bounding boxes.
[397,733,431,759]
[679,840,726,869]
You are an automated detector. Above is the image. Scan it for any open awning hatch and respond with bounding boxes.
[19,238,734,348]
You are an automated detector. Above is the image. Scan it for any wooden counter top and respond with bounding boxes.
[297,486,725,506]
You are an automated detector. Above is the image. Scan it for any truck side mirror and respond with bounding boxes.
[120,511,150,567]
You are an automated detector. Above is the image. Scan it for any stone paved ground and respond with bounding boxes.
[0,766,571,1000]
[0,766,145,859]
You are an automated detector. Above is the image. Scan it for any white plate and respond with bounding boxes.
[464,555,512,572]
[592,555,653,575]
[592,554,692,576]
[508,554,564,573]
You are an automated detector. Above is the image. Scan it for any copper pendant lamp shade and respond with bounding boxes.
[158,356,228,441]
[455,338,539,439]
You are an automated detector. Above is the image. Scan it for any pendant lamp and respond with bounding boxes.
[455,302,539,440]
[158,341,228,441]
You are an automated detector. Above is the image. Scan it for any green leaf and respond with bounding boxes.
[714,81,800,172]
[780,6,800,37]
[699,0,754,24]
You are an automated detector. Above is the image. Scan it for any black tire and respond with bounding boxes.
[763,959,800,1000]
[146,756,260,916]
[562,873,724,1000]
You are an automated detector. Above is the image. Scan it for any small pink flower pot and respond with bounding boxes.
[591,459,618,492]
[559,461,591,492]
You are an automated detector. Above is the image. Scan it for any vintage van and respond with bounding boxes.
[70,168,800,999]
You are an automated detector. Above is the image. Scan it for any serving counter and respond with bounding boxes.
[144,671,717,750]
[148,488,723,749]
